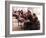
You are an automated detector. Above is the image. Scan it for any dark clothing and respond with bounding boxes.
[24,21,40,30]
[23,15,40,30]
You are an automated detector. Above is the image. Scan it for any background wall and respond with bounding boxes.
[0,0,46,38]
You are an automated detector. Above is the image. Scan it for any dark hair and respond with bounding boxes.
[21,10,23,14]
[28,10,31,13]
[33,13,36,16]
[14,11,16,13]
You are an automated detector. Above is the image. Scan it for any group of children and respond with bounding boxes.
[13,9,40,30]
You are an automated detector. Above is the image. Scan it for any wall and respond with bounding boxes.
[0,0,46,38]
